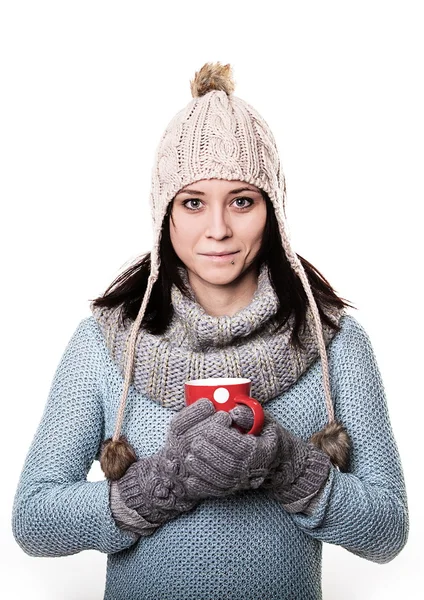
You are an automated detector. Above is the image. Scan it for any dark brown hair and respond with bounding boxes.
[90,192,356,351]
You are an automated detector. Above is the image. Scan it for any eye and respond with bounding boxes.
[233,197,254,209]
[182,198,203,210]
[181,196,254,211]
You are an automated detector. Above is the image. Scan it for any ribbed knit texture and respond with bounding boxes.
[113,453,198,533]
[12,314,408,600]
[267,441,332,513]
[91,263,345,409]
[110,418,332,536]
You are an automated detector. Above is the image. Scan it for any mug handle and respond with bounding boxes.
[232,394,264,435]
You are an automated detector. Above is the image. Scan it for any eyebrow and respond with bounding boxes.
[177,186,261,196]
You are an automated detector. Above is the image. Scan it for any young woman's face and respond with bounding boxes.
[170,178,267,286]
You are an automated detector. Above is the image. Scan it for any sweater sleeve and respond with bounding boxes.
[11,317,139,557]
[289,315,409,564]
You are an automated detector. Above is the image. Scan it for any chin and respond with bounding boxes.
[192,266,242,286]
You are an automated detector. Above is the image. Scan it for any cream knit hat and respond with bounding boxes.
[100,63,350,480]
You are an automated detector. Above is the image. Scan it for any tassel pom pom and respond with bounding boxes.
[100,436,137,480]
[310,421,351,472]
[190,62,235,98]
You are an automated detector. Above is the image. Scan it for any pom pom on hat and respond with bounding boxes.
[190,62,235,98]
[310,421,351,472]
[100,436,138,480]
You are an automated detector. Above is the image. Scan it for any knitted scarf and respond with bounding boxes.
[91,263,346,411]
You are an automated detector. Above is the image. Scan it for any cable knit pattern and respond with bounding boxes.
[112,403,311,538]
[149,91,286,267]
[90,263,345,409]
[113,453,198,531]
[11,313,408,599]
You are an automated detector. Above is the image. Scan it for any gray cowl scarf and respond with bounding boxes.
[91,263,346,411]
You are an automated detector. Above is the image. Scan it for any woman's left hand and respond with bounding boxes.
[230,405,332,513]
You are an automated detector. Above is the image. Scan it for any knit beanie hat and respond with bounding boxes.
[100,63,350,480]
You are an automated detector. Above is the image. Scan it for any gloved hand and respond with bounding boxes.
[110,398,281,537]
[182,404,281,498]
[229,404,332,514]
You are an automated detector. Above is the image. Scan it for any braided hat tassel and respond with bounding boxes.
[100,268,159,480]
[276,204,351,471]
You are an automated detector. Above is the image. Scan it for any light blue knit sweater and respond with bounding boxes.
[12,314,409,600]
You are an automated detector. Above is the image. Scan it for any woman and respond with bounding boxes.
[12,62,409,600]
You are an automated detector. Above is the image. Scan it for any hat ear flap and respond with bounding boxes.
[310,422,351,472]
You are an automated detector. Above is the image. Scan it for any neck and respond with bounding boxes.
[187,267,259,317]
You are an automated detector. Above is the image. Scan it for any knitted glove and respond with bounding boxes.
[110,398,214,537]
[183,404,281,498]
[229,404,332,515]
[110,398,281,537]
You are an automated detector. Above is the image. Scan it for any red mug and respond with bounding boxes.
[184,377,264,435]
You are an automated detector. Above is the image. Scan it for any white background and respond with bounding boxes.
[1,1,422,598]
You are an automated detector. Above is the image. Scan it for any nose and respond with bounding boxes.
[204,206,232,240]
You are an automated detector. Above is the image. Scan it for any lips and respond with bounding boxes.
[200,251,239,262]
[201,251,239,257]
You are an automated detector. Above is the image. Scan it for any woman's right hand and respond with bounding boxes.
[109,398,219,536]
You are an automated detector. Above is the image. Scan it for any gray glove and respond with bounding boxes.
[182,404,281,497]
[110,398,281,537]
[230,404,331,514]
